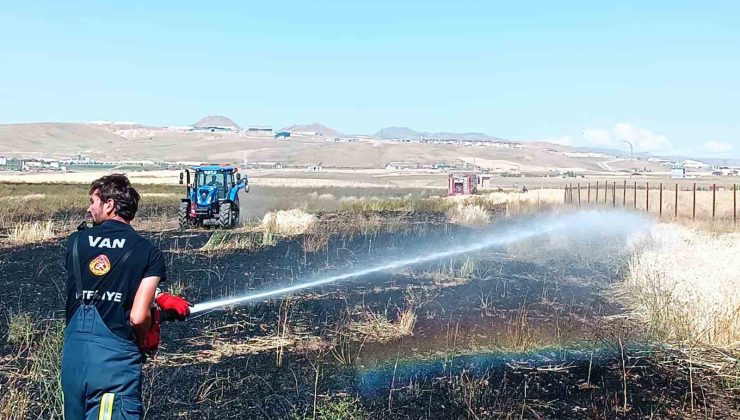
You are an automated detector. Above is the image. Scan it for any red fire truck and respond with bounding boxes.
[448,174,478,196]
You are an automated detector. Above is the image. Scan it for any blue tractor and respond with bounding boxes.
[178,165,249,229]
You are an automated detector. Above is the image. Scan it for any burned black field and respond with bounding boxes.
[2,210,738,419]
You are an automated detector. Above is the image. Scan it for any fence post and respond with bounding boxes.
[623,179,626,206]
[646,182,650,213]
[659,182,663,217]
[633,181,637,209]
[692,183,696,220]
[612,182,616,207]
[596,181,599,203]
[587,182,591,203]
[712,183,716,220]
[674,183,678,219]
[734,183,737,224]
[577,183,581,205]
[604,180,607,203]
[571,183,575,203]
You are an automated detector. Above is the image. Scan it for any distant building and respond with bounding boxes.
[274,131,291,139]
[249,162,284,169]
[670,163,686,179]
[168,125,194,131]
[248,126,273,133]
[385,161,420,170]
[305,165,324,173]
[0,156,6,166]
[193,126,234,133]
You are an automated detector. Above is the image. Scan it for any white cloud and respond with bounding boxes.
[582,129,612,146]
[614,122,671,152]
[547,135,574,146]
[704,140,733,154]
[539,124,673,152]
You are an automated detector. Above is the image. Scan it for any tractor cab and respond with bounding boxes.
[179,164,249,228]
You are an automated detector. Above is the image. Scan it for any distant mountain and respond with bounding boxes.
[660,155,740,166]
[374,126,506,141]
[282,122,343,137]
[193,115,240,129]
[568,145,740,166]
[429,132,504,141]
[374,127,421,139]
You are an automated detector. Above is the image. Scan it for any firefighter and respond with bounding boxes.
[61,174,190,419]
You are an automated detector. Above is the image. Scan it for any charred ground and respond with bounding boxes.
[2,211,738,419]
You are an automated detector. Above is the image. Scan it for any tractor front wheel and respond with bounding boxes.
[178,202,189,230]
[218,202,233,229]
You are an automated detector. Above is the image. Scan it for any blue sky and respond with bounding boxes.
[1,1,738,157]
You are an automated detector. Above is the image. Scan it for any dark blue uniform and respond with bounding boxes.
[62,220,166,420]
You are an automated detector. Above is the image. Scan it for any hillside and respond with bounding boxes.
[375,126,506,141]
[375,127,421,139]
[193,115,240,129]
[0,123,126,159]
[282,122,342,137]
[0,122,674,174]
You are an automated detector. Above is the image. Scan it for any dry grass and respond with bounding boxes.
[29,322,64,419]
[396,308,417,335]
[1,319,64,419]
[0,183,180,227]
[625,223,740,346]
[351,308,416,342]
[412,258,480,287]
[157,336,300,366]
[505,305,536,351]
[200,231,266,252]
[449,189,563,210]
[0,379,31,420]
[0,193,46,202]
[6,220,56,245]
[262,209,317,236]
[6,312,34,347]
[459,258,479,279]
[342,196,454,213]
[447,203,489,225]
[302,227,331,253]
[140,192,179,198]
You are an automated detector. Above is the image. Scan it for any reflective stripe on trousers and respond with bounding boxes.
[62,305,143,420]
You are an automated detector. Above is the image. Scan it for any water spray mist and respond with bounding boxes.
[190,210,650,315]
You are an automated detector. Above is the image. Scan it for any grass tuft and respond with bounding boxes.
[6,311,34,347]
[0,379,31,420]
[351,308,416,342]
[7,220,55,245]
[29,321,64,419]
[447,203,489,225]
[261,209,317,236]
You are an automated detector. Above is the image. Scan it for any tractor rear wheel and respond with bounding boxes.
[218,202,233,229]
[178,202,189,229]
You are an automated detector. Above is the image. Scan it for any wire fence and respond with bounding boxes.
[563,180,738,223]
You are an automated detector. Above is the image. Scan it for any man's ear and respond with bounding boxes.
[105,198,117,215]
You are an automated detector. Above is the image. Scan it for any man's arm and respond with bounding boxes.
[130,276,160,347]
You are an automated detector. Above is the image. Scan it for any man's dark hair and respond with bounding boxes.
[89,174,140,221]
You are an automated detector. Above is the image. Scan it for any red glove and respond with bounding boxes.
[140,308,161,357]
[155,292,191,321]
